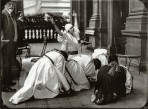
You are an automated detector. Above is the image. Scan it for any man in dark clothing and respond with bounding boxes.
[1,1,19,92]
[17,11,25,47]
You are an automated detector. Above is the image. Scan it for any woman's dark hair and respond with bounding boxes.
[93,58,101,70]
[48,49,68,61]
[108,53,118,64]
[60,50,68,61]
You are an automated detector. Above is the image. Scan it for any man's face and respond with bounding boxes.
[5,2,15,13]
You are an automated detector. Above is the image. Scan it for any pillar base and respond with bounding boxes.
[140,62,147,72]
[89,19,100,28]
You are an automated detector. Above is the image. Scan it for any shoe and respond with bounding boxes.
[2,87,16,92]
[65,89,71,95]
[8,82,16,86]
[59,89,72,97]
[94,96,104,105]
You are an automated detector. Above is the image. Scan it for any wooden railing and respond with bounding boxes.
[24,26,64,43]
[23,13,65,43]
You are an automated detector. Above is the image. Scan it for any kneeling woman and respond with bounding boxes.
[65,54,101,91]
[9,49,70,104]
[91,54,133,105]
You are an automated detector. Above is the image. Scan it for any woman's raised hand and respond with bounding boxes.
[44,13,49,21]
[72,10,77,17]
[44,13,55,24]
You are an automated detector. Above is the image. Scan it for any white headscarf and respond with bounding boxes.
[92,49,108,66]
[65,24,73,32]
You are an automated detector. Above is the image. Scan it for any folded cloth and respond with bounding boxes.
[93,49,108,56]
[92,48,108,66]
[22,57,39,72]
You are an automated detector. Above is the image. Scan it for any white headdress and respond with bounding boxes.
[92,49,108,66]
[65,24,73,32]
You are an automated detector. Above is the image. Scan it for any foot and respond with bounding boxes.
[59,89,73,97]
[2,87,16,92]
[65,89,71,95]
[94,97,104,105]
[8,82,16,86]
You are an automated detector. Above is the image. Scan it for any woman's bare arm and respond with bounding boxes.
[73,10,78,28]
[44,14,64,36]
[51,18,64,36]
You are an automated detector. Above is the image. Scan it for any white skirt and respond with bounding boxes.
[65,60,90,91]
[9,56,69,104]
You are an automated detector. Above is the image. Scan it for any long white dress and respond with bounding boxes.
[9,51,70,104]
[57,26,80,60]
[64,54,97,91]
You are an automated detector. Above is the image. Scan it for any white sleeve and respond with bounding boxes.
[67,35,79,47]
[57,32,68,43]
[57,35,64,42]
[73,27,80,40]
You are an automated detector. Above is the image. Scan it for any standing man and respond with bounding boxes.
[1,1,19,92]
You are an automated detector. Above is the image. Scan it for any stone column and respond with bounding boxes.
[122,0,148,71]
[85,0,107,49]
[97,0,108,49]
[107,0,124,54]
[139,0,148,72]
[85,0,99,49]
[89,0,100,28]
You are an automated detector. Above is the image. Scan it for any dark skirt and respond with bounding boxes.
[94,65,126,105]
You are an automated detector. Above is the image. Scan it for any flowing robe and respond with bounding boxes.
[9,51,70,104]
[91,63,133,104]
[65,54,96,91]
[57,27,80,60]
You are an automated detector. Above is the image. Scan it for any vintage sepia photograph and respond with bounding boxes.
[0,0,148,108]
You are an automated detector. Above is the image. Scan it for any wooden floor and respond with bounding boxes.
[2,43,147,108]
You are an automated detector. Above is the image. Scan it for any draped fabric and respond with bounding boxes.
[9,51,70,104]
[65,60,90,91]
[92,62,129,105]
[120,65,133,94]
[58,27,80,53]
[64,54,96,91]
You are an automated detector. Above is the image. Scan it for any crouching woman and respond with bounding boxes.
[65,54,101,91]
[91,54,133,105]
[9,49,70,104]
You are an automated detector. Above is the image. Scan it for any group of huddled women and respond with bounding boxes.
[9,48,133,105]
[9,11,133,105]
